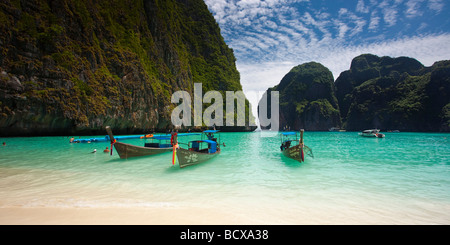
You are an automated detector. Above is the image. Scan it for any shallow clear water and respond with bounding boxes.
[0,131,449,224]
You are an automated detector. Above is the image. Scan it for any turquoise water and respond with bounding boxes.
[0,131,449,224]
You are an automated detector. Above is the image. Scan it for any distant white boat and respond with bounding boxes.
[359,129,385,138]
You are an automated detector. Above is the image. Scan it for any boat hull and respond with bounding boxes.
[113,142,172,159]
[282,144,304,162]
[359,133,385,138]
[282,144,313,163]
[176,147,220,168]
[359,133,377,137]
[105,126,172,159]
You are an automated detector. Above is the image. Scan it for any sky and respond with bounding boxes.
[203,0,450,117]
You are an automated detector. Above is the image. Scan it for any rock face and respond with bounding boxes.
[0,0,253,136]
[260,62,341,131]
[259,55,450,132]
[335,54,450,131]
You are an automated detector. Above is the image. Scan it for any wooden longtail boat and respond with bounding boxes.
[105,126,172,159]
[280,129,313,162]
[175,130,222,168]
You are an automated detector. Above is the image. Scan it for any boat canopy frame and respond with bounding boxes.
[280,132,300,145]
[181,130,221,154]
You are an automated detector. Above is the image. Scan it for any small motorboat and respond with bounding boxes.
[359,129,385,138]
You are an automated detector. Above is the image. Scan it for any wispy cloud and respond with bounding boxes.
[382,8,399,26]
[368,11,381,31]
[337,8,367,37]
[405,0,425,18]
[356,0,370,13]
[428,0,444,13]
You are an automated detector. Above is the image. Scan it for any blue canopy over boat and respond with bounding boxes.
[72,132,201,143]
[203,130,220,133]
[151,136,171,140]
[177,133,202,136]
[73,135,137,143]
[192,139,217,144]
[190,139,218,153]
[281,132,297,136]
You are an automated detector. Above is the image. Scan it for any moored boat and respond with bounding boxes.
[280,130,313,163]
[359,129,385,138]
[175,130,222,168]
[70,134,154,143]
[106,126,173,159]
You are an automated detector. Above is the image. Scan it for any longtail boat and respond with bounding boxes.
[280,129,313,162]
[70,134,154,143]
[175,130,222,168]
[105,126,173,159]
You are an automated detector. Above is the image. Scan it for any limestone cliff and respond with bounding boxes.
[0,0,253,136]
[259,54,450,132]
[259,62,341,131]
[335,54,450,131]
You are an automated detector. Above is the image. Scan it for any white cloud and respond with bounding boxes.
[356,0,370,13]
[337,8,367,37]
[428,0,444,13]
[369,0,379,6]
[378,0,390,9]
[405,0,425,18]
[204,0,309,26]
[336,22,350,39]
[382,8,398,26]
[368,11,381,31]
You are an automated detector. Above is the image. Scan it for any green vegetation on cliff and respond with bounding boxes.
[260,55,450,132]
[262,62,341,131]
[0,0,253,136]
[336,54,450,131]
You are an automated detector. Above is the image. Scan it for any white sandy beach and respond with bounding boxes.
[0,207,245,225]
[2,201,449,225]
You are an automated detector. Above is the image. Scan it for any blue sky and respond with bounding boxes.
[204,0,450,115]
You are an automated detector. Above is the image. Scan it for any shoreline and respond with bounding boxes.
[1,130,450,139]
[0,126,258,138]
[2,204,449,225]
